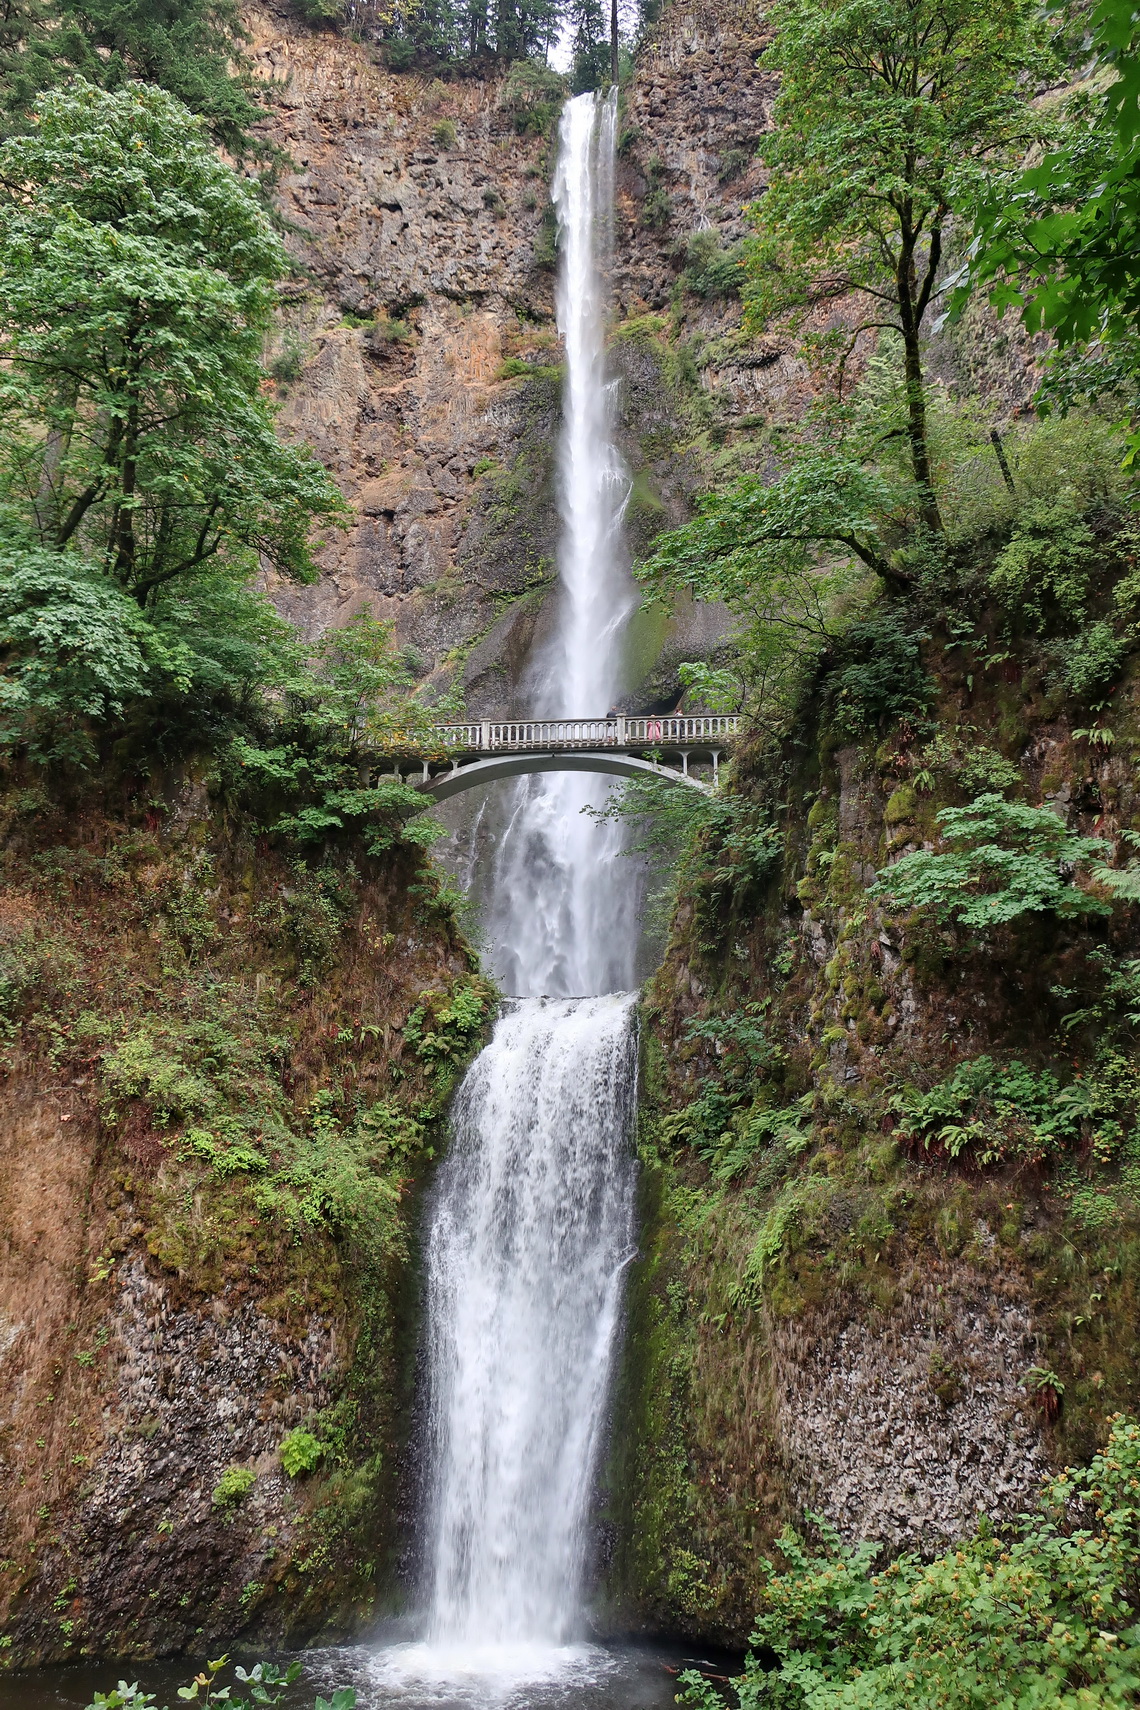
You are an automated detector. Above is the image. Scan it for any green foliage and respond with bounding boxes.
[661,1004,793,1176]
[85,952,471,1270]
[101,1027,216,1127]
[872,793,1112,928]
[0,82,346,761]
[640,155,671,230]
[915,729,1020,798]
[890,1056,1094,1166]
[0,0,264,155]
[0,547,170,761]
[402,980,490,1068]
[990,497,1100,626]
[968,0,1140,459]
[680,1414,1140,1710]
[500,58,566,134]
[639,455,902,604]
[681,230,747,300]
[267,336,308,383]
[364,0,562,67]
[431,118,457,148]
[933,407,1129,547]
[698,1101,811,1183]
[225,612,460,854]
[637,456,889,735]
[210,1465,255,1508]
[85,1655,349,1710]
[749,0,1052,521]
[0,916,79,1038]
[821,608,932,740]
[280,1427,327,1478]
[1055,619,1129,701]
[0,82,345,590]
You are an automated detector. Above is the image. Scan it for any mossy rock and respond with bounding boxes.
[884,783,918,824]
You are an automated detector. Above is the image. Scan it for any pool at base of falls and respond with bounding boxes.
[0,1637,715,1710]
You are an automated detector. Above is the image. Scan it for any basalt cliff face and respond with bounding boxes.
[248,0,1038,715]
[0,779,488,1667]
[602,641,1140,1643]
[245,0,792,713]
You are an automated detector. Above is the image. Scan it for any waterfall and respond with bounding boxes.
[484,88,638,1001]
[424,996,637,1647]
[377,93,639,1698]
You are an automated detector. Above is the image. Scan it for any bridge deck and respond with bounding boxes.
[391,715,739,759]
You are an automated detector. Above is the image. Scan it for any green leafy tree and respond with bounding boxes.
[0,82,345,604]
[747,0,1053,528]
[229,611,459,850]
[0,83,346,754]
[635,456,885,732]
[968,0,1140,459]
[0,0,263,152]
[871,792,1113,928]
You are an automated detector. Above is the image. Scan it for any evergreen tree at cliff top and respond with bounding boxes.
[0,0,263,151]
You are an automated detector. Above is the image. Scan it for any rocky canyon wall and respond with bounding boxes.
[0,779,488,1667]
[244,0,798,714]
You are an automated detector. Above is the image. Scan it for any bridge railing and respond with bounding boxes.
[419,716,739,753]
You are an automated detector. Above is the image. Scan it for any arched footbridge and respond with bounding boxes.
[378,716,740,803]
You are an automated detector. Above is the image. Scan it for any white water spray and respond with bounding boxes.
[380,94,640,1699]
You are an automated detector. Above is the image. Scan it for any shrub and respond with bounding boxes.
[382,36,417,70]
[872,792,1112,928]
[682,230,747,299]
[640,156,670,229]
[402,980,489,1065]
[934,407,1128,545]
[85,1656,354,1710]
[1053,618,1129,699]
[990,495,1099,625]
[211,1465,255,1508]
[431,119,457,149]
[717,144,754,183]
[267,337,306,382]
[822,608,933,739]
[500,60,566,135]
[280,1427,327,1478]
[679,1414,1140,1710]
[890,1055,1092,1165]
[100,1030,216,1128]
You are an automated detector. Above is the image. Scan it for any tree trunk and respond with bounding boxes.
[896,235,943,535]
[112,400,139,586]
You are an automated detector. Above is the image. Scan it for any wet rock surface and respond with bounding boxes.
[769,1265,1046,1548]
[14,1258,337,1660]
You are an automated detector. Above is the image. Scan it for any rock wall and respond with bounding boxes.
[0,779,486,1666]
[243,0,813,715]
[602,629,1140,1643]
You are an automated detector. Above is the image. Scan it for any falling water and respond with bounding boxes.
[485,88,637,1000]
[378,93,640,1701]
[424,996,637,1648]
